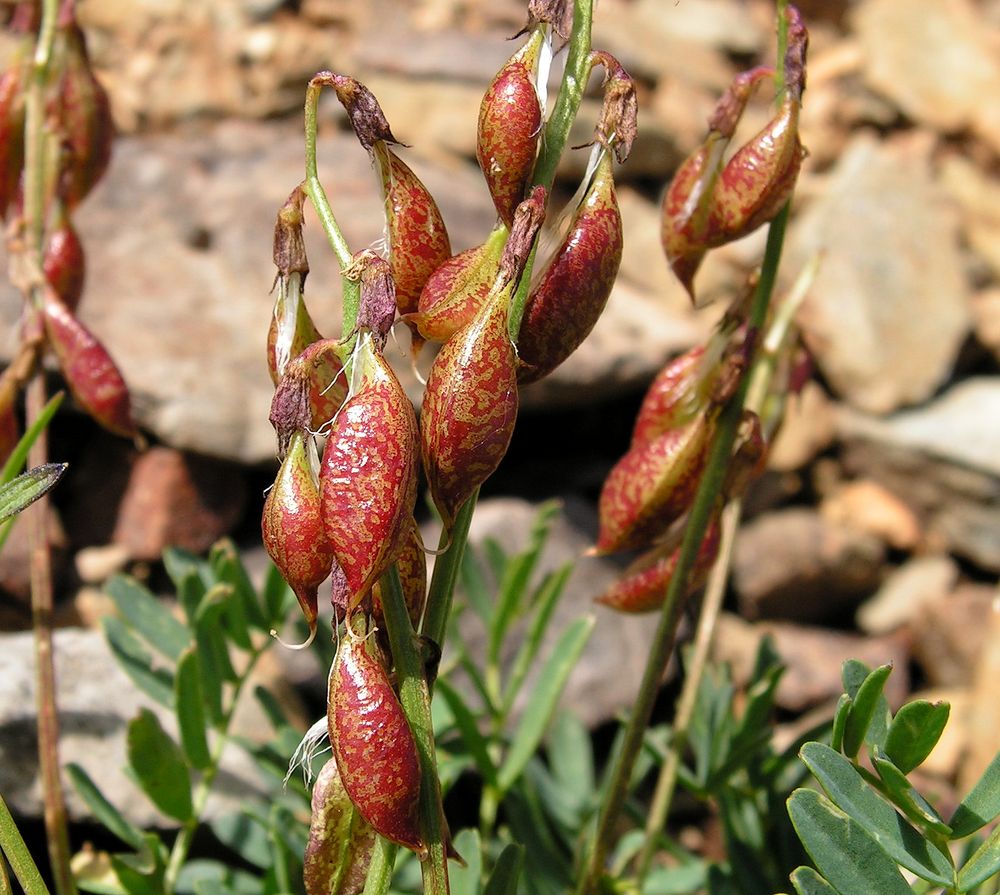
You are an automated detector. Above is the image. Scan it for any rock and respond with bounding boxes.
[788,133,970,414]
[856,555,959,635]
[111,447,246,561]
[713,613,909,713]
[732,508,886,623]
[963,601,1000,791]
[940,155,1000,281]
[0,628,267,827]
[356,26,511,85]
[0,506,69,609]
[75,544,131,586]
[971,289,1000,363]
[838,378,1000,571]
[820,479,923,551]
[911,584,996,687]
[854,0,1000,154]
[767,382,837,472]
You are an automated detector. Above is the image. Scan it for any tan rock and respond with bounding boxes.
[856,555,959,635]
[768,381,836,472]
[820,479,922,551]
[941,155,1000,281]
[961,595,1000,792]
[912,585,996,687]
[971,289,1000,363]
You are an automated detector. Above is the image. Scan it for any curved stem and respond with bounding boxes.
[421,490,478,651]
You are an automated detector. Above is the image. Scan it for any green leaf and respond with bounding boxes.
[66,763,145,850]
[800,742,954,886]
[482,843,524,895]
[884,699,950,775]
[830,694,851,754]
[496,615,594,793]
[175,649,212,770]
[789,867,840,895]
[842,664,892,759]
[211,813,272,870]
[126,709,193,821]
[448,829,483,895]
[0,392,63,484]
[436,679,498,787]
[0,464,67,524]
[958,823,1000,892]
[872,749,952,836]
[210,540,268,633]
[459,543,494,626]
[103,617,175,709]
[261,564,293,630]
[951,750,1000,839]
[787,789,914,895]
[106,576,191,663]
[547,710,595,817]
[643,861,707,895]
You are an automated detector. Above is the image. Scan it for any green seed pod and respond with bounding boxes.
[328,633,425,857]
[320,334,418,608]
[517,150,622,383]
[262,430,333,639]
[304,757,375,895]
[477,30,543,227]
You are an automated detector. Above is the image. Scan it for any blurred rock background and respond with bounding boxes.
[0,0,998,832]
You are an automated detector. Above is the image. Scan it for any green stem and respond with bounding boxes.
[379,567,451,895]
[509,0,594,339]
[361,839,396,895]
[302,78,361,335]
[577,201,792,895]
[0,793,50,895]
[421,490,478,650]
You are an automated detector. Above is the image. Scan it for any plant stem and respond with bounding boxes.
[379,567,451,895]
[421,489,478,650]
[302,77,361,334]
[0,793,50,895]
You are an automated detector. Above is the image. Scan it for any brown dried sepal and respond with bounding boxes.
[519,0,573,46]
[311,72,401,155]
[586,51,637,164]
[273,184,309,279]
[269,339,348,455]
[353,252,397,344]
[499,185,547,286]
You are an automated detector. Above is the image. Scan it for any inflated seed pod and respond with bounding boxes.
[405,226,506,345]
[304,757,375,895]
[630,347,706,448]
[373,141,451,323]
[371,515,427,635]
[0,7,32,220]
[328,633,425,857]
[517,150,622,383]
[320,333,418,608]
[0,387,18,465]
[261,430,334,638]
[43,209,86,312]
[42,287,136,438]
[594,412,715,555]
[477,30,543,227]
[596,512,722,613]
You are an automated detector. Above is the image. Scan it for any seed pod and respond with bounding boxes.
[262,430,333,638]
[372,516,427,635]
[596,512,722,613]
[43,209,86,312]
[0,388,18,466]
[631,347,706,448]
[270,339,348,455]
[517,150,622,383]
[405,227,506,345]
[373,142,451,323]
[328,633,425,857]
[321,334,418,608]
[594,412,715,555]
[477,30,543,227]
[42,287,136,438]
[0,10,32,221]
[304,757,376,895]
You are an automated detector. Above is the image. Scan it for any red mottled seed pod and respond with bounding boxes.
[270,339,349,455]
[477,31,543,227]
[321,334,418,608]
[266,287,322,386]
[372,515,427,635]
[261,430,334,638]
[594,413,715,555]
[405,226,506,345]
[517,150,622,383]
[43,209,86,312]
[373,142,451,321]
[328,633,425,857]
[304,757,375,895]
[596,512,722,613]
[421,285,518,531]
[0,13,31,221]
[630,347,706,448]
[42,287,136,438]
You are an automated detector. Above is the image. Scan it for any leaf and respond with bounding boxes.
[0,392,63,484]
[103,617,175,708]
[459,542,494,626]
[175,649,212,770]
[950,750,1000,839]
[787,789,914,895]
[211,813,272,870]
[126,709,193,821]
[842,664,892,759]
[643,861,707,895]
[547,710,595,818]
[436,678,498,787]
[957,822,1000,892]
[106,576,191,663]
[830,694,851,755]
[0,464,67,524]
[448,829,483,895]
[210,540,268,633]
[66,763,145,850]
[496,615,594,793]
[482,843,524,895]
[799,742,954,886]
[789,867,840,895]
[261,563,293,630]
[872,750,952,836]
[884,700,950,775]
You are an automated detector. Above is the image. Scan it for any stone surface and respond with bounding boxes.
[788,134,970,414]
[767,382,837,472]
[856,555,959,635]
[820,479,923,551]
[911,584,996,688]
[732,507,886,623]
[971,289,1000,363]
[854,0,1000,153]
[963,602,1000,792]
[941,155,1000,281]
